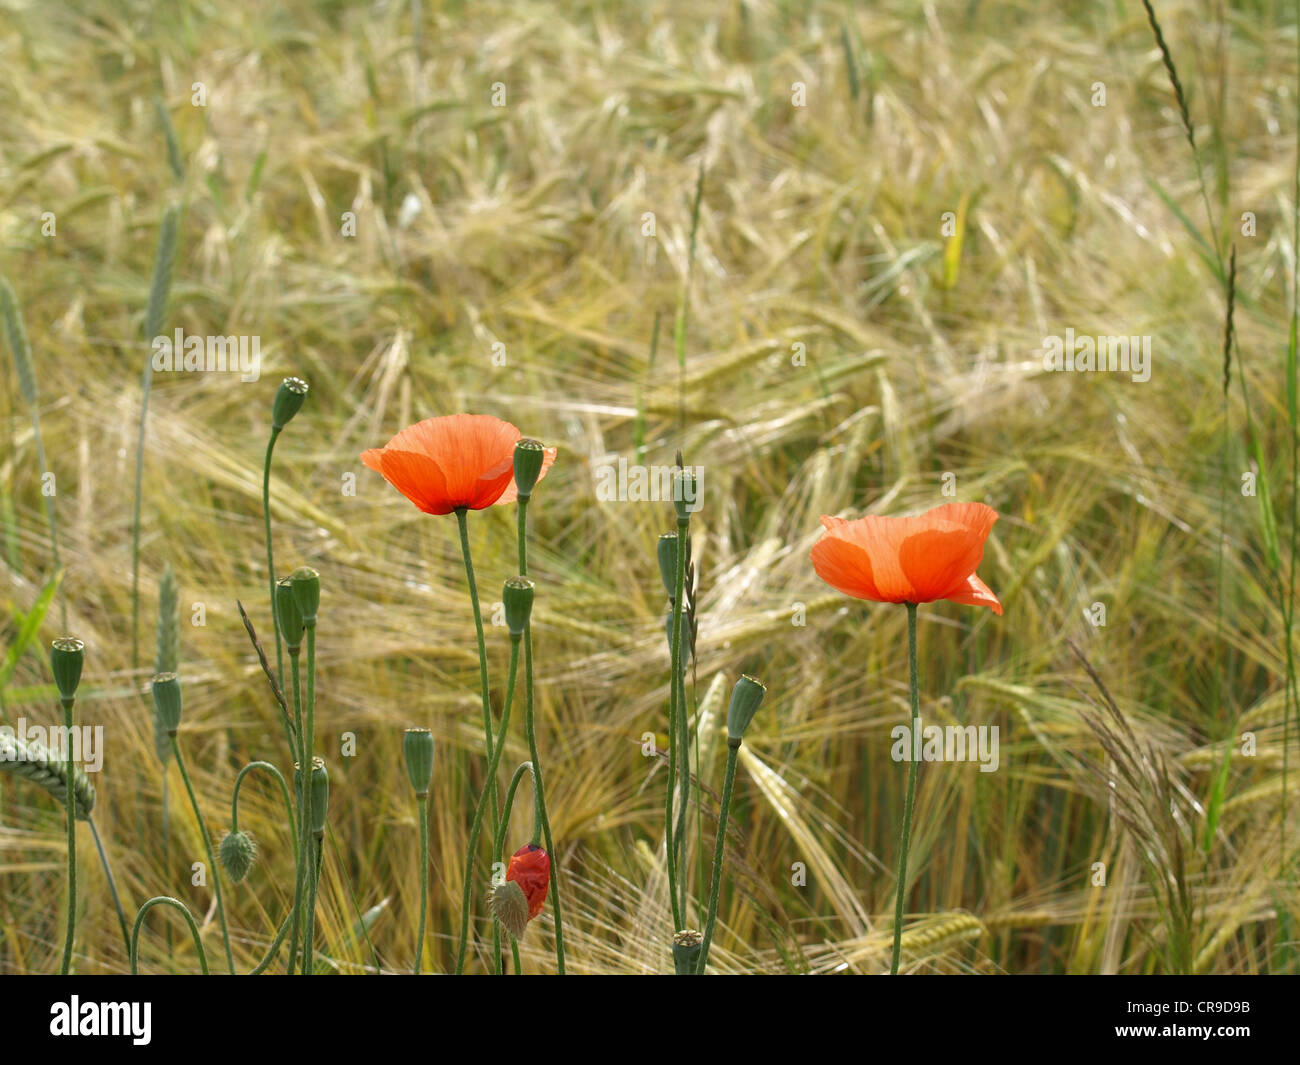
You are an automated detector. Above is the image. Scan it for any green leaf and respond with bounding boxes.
[0,570,64,691]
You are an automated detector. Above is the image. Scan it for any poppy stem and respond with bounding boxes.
[517,497,567,973]
[415,798,429,975]
[455,508,501,847]
[454,635,521,974]
[262,427,284,688]
[696,739,740,974]
[286,648,304,973]
[60,695,76,975]
[171,738,235,974]
[130,896,209,975]
[890,602,921,975]
[669,516,690,924]
[300,621,318,974]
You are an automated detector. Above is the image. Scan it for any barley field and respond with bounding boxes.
[1,0,1299,978]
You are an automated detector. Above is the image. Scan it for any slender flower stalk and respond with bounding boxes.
[403,728,435,974]
[454,623,523,974]
[457,508,501,848]
[890,603,921,975]
[263,377,309,690]
[288,567,322,974]
[514,439,566,973]
[171,738,235,974]
[668,470,694,925]
[491,760,539,974]
[50,637,84,974]
[130,896,209,975]
[697,675,764,974]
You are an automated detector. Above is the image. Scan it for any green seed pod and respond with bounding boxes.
[656,533,679,600]
[49,637,85,702]
[310,758,329,835]
[726,674,766,742]
[403,728,435,797]
[219,830,258,883]
[289,566,321,624]
[673,469,698,523]
[151,672,183,734]
[271,376,309,430]
[672,929,703,974]
[276,577,304,650]
[503,576,535,637]
[513,438,547,501]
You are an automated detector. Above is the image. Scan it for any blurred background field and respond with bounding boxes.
[2,0,1299,974]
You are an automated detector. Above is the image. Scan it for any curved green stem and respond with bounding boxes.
[59,696,76,974]
[415,798,429,975]
[518,497,566,972]
[697,741,739,973]
[248,908,294,975]
[454,637,520,974]
[262,426,284,688]
[232,760,298,853]
[87,817,132,961]
[492,761,534,975]
[890,602,921,975]
[131,896,209,975]
[172,739,235,974]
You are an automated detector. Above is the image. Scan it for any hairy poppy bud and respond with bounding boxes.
[672,928,703,974]
[403,728,434,796]
[219,830,258,883]
[151,672,183,735]
[503,576,535,637]
[50,637,85,702]
[276,577,304,651]
[657,533,679,599]
[727,674,766,742]
[513,438,547,501]
[488,879,530,939]
[289,566,320,624]
[271,376,309,430]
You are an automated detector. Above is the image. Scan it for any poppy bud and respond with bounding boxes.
[271,376,309,430]
[289,566,320,624]
[672,928,703,974]
[50,637,85,702]
[151,672,183,735]
[503,576,535,637]
[219,830,258,883]
[276,577,304,651]
[657,533,679,599]
[309,757,329,835]
[726,674,766,742]
[513,438,547,501]
[403,728,434,797]
[488,879,530,939]
[501,843,550,935]
[673,469,698,523]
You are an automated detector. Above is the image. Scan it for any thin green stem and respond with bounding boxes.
[670,517,689,922]
[130,896,209,975]
[59,696,76,974]
[415,798,429,974]
[696,741,739,974]
[303,834,322,974]
[456,508,500,843]
[232,760,298,854]
[262,427,284,688]
[518,497,566,972]
[492,761,534,976]
[301,622,318,974]
[890,602,921,975]
[171,740,235,974]
[286,648,304,974]
[248,908,294,975]
[87,817,131,960]
[454,636,520,974]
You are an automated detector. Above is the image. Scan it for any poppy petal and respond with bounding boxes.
[943,572,1003,615]
[810,529,885,601]
[897,504,997,602]
[376,448,454,515]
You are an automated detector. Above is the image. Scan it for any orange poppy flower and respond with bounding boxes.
[361,414,555,515]
[506,843,550,921]
[810,502,1002,615]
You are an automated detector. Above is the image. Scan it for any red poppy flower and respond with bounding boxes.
[360,414,556,515]
[810,502,1002,614]
[506,843,550,921]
